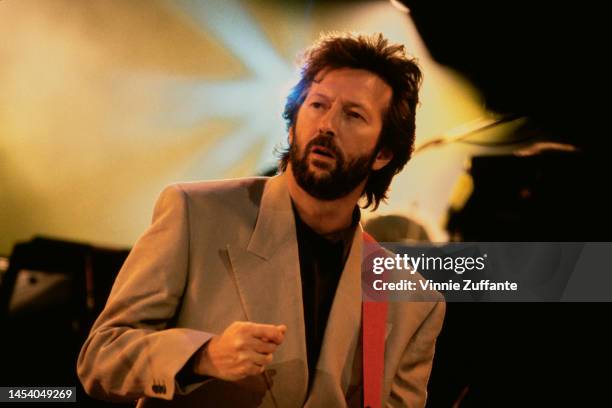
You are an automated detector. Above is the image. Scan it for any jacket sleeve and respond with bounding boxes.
[386,300,446,408]
[77,184,214,402]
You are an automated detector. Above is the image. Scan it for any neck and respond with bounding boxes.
[285,165,363,235]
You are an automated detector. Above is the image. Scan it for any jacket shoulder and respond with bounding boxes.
[161,177,268,204]
[173,176,268,196]
[156,177,269,225]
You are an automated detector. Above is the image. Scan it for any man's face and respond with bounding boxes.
[289,68,393,200]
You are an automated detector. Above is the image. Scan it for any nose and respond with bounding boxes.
[318,103,340,137]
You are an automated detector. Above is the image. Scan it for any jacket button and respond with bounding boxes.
[152,384,166,394]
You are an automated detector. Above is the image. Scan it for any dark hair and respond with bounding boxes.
[278,32,422,210]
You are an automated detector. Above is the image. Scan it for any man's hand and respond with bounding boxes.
[193,321,287,381]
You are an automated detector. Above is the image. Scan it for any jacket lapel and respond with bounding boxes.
[226,174,308,407]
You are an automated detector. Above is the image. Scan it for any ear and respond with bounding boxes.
[371,148,393,171]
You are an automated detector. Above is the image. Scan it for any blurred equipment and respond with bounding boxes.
[0,236,130,406]
[446,148,601,241]
[364,214,430,242]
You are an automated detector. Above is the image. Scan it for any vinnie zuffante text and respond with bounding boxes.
[370,253,518,292]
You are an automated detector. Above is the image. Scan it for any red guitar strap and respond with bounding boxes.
[362,232,389,408]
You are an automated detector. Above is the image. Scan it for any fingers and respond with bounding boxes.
[234,323,285,353]
[249,338,277,354]
[249,323,286,345]
[232,349,273,377]
[229,337,276,359]
[201,321,286,381]
[230,323,285,353]
[244,360,269,376]
[243,349,274,367]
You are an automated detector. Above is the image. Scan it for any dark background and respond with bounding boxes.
[405,1,612,406]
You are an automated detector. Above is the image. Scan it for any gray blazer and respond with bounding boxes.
[77,173,445,407]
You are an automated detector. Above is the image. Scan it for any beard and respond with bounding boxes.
[289,132,376,200]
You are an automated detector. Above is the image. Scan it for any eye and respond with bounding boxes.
[310,102,324,109]
[347,110,364,120]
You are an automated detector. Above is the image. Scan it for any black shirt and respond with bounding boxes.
[292,203,359,390]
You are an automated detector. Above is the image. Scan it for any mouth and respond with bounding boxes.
[310,145,335,160]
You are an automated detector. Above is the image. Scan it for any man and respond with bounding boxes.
[78,33,445,407]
